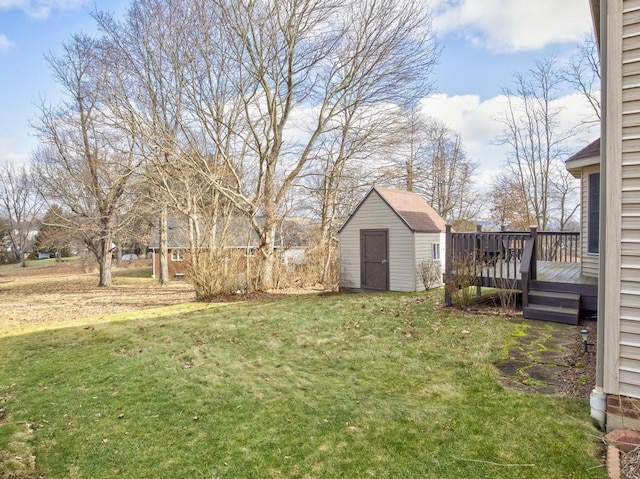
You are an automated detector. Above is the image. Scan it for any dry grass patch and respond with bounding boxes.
[0,259,195,333]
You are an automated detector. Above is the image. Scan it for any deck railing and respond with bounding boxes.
[444,225,580,306]
[537,231,580,263]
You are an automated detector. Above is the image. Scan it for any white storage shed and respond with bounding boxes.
[338,186,447,291]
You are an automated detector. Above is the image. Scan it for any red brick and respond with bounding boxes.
[605,429,640,453]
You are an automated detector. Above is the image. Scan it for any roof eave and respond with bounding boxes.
[565,154,600,178]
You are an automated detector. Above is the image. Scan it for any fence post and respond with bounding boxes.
[444,224,452,307]
[530,225,538,280]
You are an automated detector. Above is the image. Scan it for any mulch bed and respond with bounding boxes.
[621,447,640,479]
[557,318,597,398]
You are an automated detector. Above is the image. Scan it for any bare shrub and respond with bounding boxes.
[417,259,442,290]
[187,250,249,300]
[271,244,338,292]
[445,254,477,309]
[494,277,518,310]
[81,252,97,273]
[186,241,339,298]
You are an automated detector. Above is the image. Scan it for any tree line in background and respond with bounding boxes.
[0,0,599,295]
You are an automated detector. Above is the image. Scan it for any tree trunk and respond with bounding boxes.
[159,206,169,285]
[258,225,276,290]
[97,236,112,287]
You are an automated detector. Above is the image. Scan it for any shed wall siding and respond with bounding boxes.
[338,192,416,291]
[582,164,600,278]
[414,232,444,290]
[605,0,640,397]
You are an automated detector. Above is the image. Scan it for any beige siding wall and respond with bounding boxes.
[414,232,445,290]
[605,0,640,398]
[338,192,417,291]
[582,164,600,277]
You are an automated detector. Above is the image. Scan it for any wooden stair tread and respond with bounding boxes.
[525,303,579,315]
[528,290,580,301]
[523,303,580,325]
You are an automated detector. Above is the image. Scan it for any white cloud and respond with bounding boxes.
[419,91,600,176]
[431,0,593,53]
[0,0,87,19]
[0,138,30,165]
[0,34,13,51]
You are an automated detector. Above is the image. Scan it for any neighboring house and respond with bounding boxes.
[586,0,640,431]
[148,215,308,279]
[565,138,600,279]
[338,186,446,292]
[148,219,191,278]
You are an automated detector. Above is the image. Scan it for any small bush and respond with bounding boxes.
[445,254,478,309]
[494,277,518,310]
[417,259,442,290]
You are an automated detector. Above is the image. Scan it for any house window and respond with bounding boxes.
[432,243,441,260]
[171,249,185,262]
[588,172,600,254]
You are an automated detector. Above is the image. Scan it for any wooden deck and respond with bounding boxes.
[476,260,597,285]
[445,227,598,323]
[536,261,597,285]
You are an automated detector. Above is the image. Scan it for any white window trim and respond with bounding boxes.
[171,249,185,262]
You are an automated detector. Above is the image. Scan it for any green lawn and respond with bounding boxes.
[0,291,605,478]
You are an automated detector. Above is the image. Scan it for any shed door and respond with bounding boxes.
[360,230,389,290]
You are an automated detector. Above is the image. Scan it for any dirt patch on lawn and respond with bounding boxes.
[0,260,195,333]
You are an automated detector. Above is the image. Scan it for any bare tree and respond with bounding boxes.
[96,0,250,291]
[380,106,433,193]
[563,35,601,122]
[497,58,578,230]
[0,161,44,266]
[421,121,480,228]
[36,0,437,291]
[174,0,439,289]
[95,0,195,285]
[489,172,533,230]
[549,161,580,230]
[381,113,480,229]
[32,34,143,286]
[304,105,391,282]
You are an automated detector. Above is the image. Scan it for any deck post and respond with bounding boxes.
[475,224,482,297]
[530,226,538,280]
[444,224,453,306]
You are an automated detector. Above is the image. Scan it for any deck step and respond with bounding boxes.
[523,303,580,325]
[528,290,580,309]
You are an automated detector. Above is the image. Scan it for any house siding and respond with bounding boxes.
[582,164,600,277]
[339,192,417,291]
[604,0,640,400]
[151,248,189,279]
[619,0,640,396]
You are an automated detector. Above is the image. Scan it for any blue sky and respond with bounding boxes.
[0,0,596,178]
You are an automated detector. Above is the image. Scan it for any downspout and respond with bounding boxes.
[591,0,607,430]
